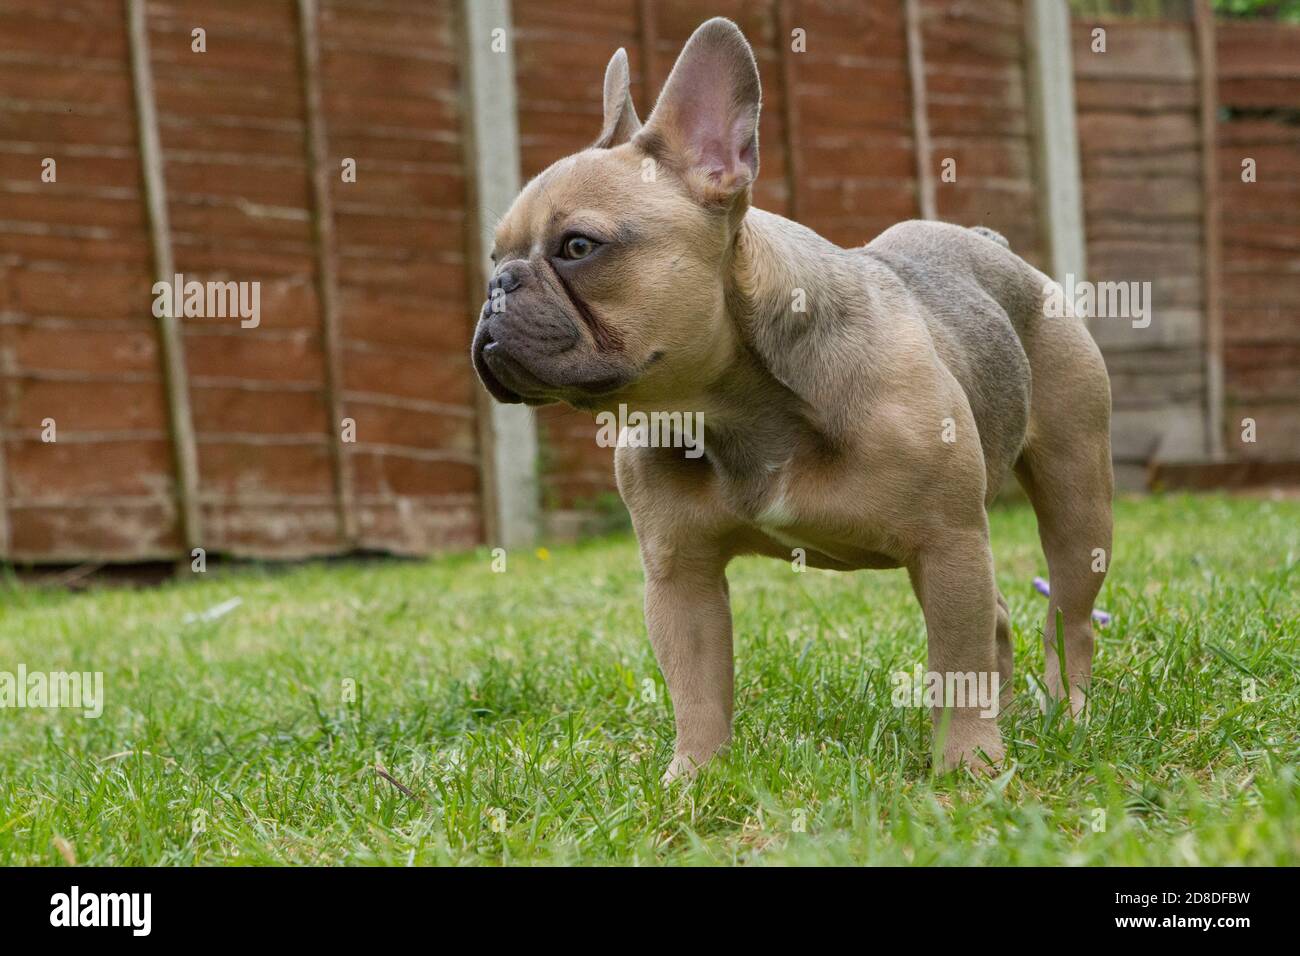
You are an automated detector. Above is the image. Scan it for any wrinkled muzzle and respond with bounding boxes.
[469,260,642,407]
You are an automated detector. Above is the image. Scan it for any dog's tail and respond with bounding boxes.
[970,226,1009,249]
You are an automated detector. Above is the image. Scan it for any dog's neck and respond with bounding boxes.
[727,206,855,328]
[692,206,863,480]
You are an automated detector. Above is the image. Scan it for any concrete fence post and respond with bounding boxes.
[1025,0,1088,289]
[458,0,540,548]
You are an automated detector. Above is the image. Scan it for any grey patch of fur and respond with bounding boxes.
[970,226,1010,248]
[862,221,1036,496]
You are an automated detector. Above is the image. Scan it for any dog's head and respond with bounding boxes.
[471,18,761,410]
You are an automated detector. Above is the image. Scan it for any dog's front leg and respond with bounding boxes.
[640,541,734,783]
[907,529,1006,772]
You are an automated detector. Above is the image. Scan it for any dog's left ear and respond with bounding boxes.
[634,17,760,207]
[594,48,642,148]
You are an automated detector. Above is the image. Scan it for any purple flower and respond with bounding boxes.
[1031,576,1111,627]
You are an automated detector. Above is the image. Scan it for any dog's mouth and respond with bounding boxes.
[471,323,549,406]
[472,313,664,408]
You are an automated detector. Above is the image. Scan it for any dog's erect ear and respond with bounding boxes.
[594,48,642,148]
[634,17,760,206]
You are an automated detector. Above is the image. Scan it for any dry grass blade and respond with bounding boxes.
[374,765,422,803]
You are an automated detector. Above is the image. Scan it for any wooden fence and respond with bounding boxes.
[1073,16,1211,485]
[0,0,481,562]
[1216,19,1300,461]
[1072,8,1300,486]
[0,0,1296,564]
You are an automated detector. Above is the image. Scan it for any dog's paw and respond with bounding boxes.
[661,753,705,785]
[942,743,1006,776]
[1065,686,1088,719]
[937,722,1005,776]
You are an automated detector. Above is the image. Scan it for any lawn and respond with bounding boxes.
[0,494,1296,866]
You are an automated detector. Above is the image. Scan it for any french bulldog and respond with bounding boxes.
[471,18,1113,780]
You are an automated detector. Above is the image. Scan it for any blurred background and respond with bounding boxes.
[0,0,1296,568]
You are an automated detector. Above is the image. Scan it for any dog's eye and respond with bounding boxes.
[561,235,597,260]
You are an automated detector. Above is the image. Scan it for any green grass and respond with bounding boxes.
[0,494,1296,866]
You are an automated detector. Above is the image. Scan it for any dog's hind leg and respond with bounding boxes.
[1013,297,1114,716]
[995,590,1013,708]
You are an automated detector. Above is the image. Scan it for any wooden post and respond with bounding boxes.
[0,325,10,560]
[458,0,540,548]
[125,0,203,557]
[904,0,936,220]
[775,0,804,221]
[296,0,359,545]
[0,393,9,560]
[1024,0,1087,286]
[1193,0,1225,460]
[637,0,658,105]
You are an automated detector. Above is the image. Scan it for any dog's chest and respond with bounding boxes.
[721,456,901,569]
[752,464,799,531]
[731,459,828,548]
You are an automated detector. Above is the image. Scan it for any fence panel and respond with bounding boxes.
[320,0,482,555]
[1216,20,1300,460]
[1072,17,1208,485]
[0,0,181,561]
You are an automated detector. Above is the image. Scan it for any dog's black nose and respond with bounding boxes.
[489,267,521,295]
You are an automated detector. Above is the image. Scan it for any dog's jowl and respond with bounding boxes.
[470,18,1113,781]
